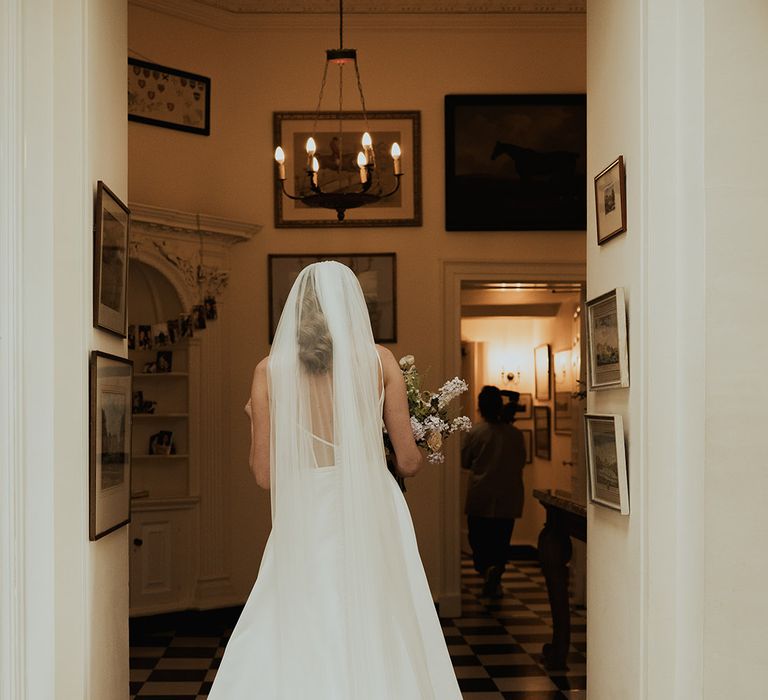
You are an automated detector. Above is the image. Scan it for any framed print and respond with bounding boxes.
[268,253,397,343]
[534,344,551,401]
[585,413,629,514]
[533,405,551,460]
[445,94,586,231]
[554,349,573,434]
[94,181,130,337]
[273,111,422,227]
[128,58,211,136]
[89,351,133,540]
[586,288,630,390]
[521,428,533,464]
[594,155,627,244]
[516,392,533,421]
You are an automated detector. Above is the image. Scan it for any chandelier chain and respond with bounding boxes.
[353,58,370,133]
[312,59,331,134]
[337,63,344,176]
[339,0,344,49]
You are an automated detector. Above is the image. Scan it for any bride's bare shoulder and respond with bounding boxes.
[375,345,395,365]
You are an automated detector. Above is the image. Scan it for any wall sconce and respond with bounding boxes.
[501,368,521,386]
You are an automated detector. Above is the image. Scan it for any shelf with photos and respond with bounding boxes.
[127,295,218,354]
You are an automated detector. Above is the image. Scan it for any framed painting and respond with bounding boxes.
[444,94,587,231]
[521,428,533,464]
[89,351,133,540]
[586,287,630,390]
[554,349,573,434]
[268,253,397,343]
[516,392,533,421]
[533,405,551,461]
[128,58,211,135]
[585,413,629,514]
[534,344,551,401]
[595,155,627,244]
[273,111,422,227]
[94,181,131,337]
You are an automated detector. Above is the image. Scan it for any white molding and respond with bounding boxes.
[129,0,585,32]
[441,260,585,618]
[129,202,261,245]
[0,0,25,696]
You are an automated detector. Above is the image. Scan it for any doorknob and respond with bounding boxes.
[562,461,574,467]
[133,538,143,547]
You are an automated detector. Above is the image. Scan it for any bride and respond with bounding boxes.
[208,261,462,699]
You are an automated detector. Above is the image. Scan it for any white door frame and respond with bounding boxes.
[440,260,586,617]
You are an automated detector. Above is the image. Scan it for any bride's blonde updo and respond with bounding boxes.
[297,277,332,374]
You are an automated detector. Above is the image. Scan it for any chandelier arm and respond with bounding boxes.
[378,174,403,199]
[280,178,325,200]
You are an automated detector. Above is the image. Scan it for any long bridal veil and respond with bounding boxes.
[268,262,436,698]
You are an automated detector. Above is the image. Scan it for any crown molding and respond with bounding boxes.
[129,0,585,32]
[129,202,261,245]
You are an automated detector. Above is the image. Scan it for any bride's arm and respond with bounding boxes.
[377,346,424,478]
[248,357,271,489]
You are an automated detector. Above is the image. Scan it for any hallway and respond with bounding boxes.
[129,556,586,698]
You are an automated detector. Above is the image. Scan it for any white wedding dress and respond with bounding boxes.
[208,262,461,699]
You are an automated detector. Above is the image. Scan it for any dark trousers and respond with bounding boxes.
[467,515,515,576]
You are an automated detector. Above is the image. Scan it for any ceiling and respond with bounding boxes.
[461,286,581,318]
[185,0,585,14]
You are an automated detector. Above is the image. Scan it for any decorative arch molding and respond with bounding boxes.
[128,202,260,310]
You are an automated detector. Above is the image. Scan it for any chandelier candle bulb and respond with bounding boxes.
[274,146,286,180]
[305,136,317,170]
[362,131,374,164]
[357,151,368,183]
[391,142,402,175]
[311,156,319,187]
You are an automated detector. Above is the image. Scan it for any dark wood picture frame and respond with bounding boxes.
[273,110,422,228]
[534,344,552,401]
[521,428,533,464]
[89,351,133,540]
[533,405,552,460]
[516,392,533,421]
[444,94,587,231]
[594,155,627,244]
[94,181,131,337]
[268,253,397,343]
[128,58,211,136]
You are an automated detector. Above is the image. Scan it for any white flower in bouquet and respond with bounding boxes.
[437,377,470,409]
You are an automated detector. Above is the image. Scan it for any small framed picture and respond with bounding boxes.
[533,405,551,460]
[167,320,180,344]
[193,305,207,330]
[204,296,218,320]
[152,322,169,347]
[156,351,173,373]
[89,351,133,540]
[179,313,194,338]
[149,430,174,456]
[585,413,629,514]
[586,287,630,390]
[137,325,152,350]
[534,344,551,401]
[516,393,533,421]
[521,428,533,464]
[554,349,573,435]
[93,182,130,337]
[594,155,627,245]
[268,253,397,343]
[128,58,211,136]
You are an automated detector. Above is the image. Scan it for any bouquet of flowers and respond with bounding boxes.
[385,354,472,489]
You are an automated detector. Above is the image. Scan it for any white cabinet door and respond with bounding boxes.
[130,508,193,615]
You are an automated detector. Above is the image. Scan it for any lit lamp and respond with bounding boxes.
[272,0,404,222]
[501,367,521,386]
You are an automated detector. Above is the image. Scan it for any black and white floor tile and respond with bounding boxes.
[130,557,586,699]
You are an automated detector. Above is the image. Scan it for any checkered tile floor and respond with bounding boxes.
[130,557,586,699]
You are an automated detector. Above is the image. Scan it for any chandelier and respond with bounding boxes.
[273,0,403,222]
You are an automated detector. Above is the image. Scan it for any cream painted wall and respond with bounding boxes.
[128,6,586,601]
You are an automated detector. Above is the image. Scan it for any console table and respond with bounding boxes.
[533,489,586,671]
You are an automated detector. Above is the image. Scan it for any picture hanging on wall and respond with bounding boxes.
[516,392,533,421]
[554,348,573,435]
[594,155,627,244]
[89,351,133,540]
[268,253,397,343]
[273,111,422,228]
[128,58,211,136]
[586,287,630,390]
[521,428,533,464]
[533,405,551,460]
[444,94,587,231]
[585,413,629,514]
[93,181,131,337]
[534,344,551,401]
